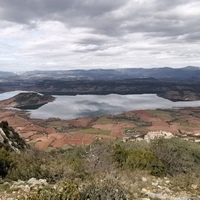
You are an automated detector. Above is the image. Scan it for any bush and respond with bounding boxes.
[112,138,200,177]
[7,150,49,181]
[125,148,165,176]
[23,180,129,200]
[112,143,165,176]
[150,138,200,176]
[7,148,88,182]
[80,180,129,200]
[22,182,80,200]
[112,144,128,168]
[83,140,114,174]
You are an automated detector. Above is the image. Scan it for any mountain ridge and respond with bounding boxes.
[1,66,200,81]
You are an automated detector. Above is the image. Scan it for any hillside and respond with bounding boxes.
[0,110,200,199]
[0,92,55,110]
[1,66,200,81]
[1,67,200,101]
[0,127,200,199]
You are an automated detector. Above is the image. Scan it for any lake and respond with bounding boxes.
[1,91,200,119]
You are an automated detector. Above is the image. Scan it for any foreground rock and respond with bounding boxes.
[0,121,29,152]
[0,175,199,200]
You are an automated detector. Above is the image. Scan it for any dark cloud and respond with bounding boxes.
[1,0,200,71]
[76,38,108,46]
[155,0,188,10]
[1,0,200,41]
[0,0,126,23]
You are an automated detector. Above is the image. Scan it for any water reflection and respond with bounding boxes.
[30,94,200,119]
[1,92,200,120]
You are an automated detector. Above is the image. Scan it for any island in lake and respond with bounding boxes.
[0,92,55,110]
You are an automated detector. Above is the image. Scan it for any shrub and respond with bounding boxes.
[150,138,200,176]
[7,150,49,181]
[125,148,165,176]
[112,144,129,168]
[23,180,129,200]
[83,140,114,174]
[22,182,80,200]
[7,148,88,182]
[80,180,129,200]
[112,143,165,176]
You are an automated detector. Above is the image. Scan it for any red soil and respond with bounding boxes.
[35,140,54,150]
[51,140,68,148]
[47,133,66,140]
[1,99,200,150]
[64,139,92,146]
[68,117,93,127]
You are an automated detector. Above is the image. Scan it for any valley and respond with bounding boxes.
[1,68,200,199]
[1,67,200,102]
[1,67,200,150]
[0,94,200,150]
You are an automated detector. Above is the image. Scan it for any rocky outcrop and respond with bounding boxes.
[0,176,199,200]
[123,131,174,143]
[0,178,48,200]
[144,131,174,142]
[0,121,29,152]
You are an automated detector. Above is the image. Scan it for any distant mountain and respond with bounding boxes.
[1,66,200,81]
[0,71,16,78]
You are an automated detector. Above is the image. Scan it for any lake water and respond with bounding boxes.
[1,91,200,119]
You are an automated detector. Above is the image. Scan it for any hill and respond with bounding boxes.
[1,66,200,81]
[1,67,200,101]
[0,92,55,110]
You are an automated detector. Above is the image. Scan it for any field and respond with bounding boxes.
[1,97,200,150]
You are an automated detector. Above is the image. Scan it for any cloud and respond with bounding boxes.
[0,0,126,24]
[0,0,200,71]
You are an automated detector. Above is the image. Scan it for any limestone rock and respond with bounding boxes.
[191,184,198,190]
[0,121,29,152]
[144,131,174,142]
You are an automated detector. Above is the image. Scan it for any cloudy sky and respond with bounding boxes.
[0,0,200,71]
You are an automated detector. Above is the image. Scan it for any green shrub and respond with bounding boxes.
[23,180,129,200]
[7,148,88,182]
[150,138,200,176]
[8,150,48,181]
[22,182,80,200]
[113,138,200,177]
[125,148,165,176]
[80,180,129,200]
[112,144,128,168]
[112,143,165,176]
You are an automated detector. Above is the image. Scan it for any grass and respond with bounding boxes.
[148,109,168,115]
[94,116,113,124]
[128,126,148,133]
[76,128,111,135]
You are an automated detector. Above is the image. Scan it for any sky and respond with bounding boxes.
[0,0,200,71]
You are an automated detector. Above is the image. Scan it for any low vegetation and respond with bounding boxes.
[77,128,111,135]
[0,138,200,199]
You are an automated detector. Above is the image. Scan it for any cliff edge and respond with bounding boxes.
[0,121,29,152]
